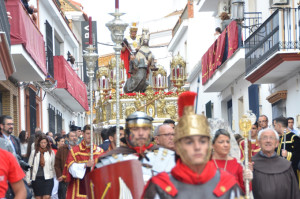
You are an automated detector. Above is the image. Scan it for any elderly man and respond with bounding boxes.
[96,112,175,182]
[258,115,269,130]
[143,92,240,198]
[274,117,300,183]
[252,128,300,199]
[154,124,175,150]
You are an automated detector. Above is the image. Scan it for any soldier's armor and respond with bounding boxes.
[125,35,141,53]
[96,147,175,182]
[151,171,240,199]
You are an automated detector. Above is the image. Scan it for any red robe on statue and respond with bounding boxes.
[62,140,104,199]
[121,48,131,78]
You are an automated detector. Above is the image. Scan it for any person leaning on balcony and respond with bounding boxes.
[21,0,38,14]
[220,12,231,31]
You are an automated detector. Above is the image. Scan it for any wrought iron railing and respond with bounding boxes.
[172,3,189,37]
[243,12,262,40]
[0,0,11,45]
[245,8,300,75]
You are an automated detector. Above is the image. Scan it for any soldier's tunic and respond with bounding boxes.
[239,139,261,161]
[275,131,300,184]
[96,144,176,183]
[143,160,240,199]
[63,140,103,199]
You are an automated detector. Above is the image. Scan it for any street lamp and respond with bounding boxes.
[231,0,245,21]
[106,3,128,147]
[83,29,98,160]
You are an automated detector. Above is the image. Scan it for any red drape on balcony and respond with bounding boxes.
[227,20,239,59]
[54,56,89,111]
[202,20,240,85]
[208,43,216,79]
[214,30,226,68]
[5,0,47,75]
[201,51,209,84]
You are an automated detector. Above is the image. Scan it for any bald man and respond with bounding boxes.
[154,124,175,150]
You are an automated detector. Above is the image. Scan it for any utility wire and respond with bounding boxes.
[97,42,168,48]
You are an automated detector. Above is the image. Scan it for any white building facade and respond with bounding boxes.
[169,0,300,133]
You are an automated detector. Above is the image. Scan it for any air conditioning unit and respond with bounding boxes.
[273,0,289,5]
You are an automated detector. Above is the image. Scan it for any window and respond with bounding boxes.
[46,20,54,77]
[29,88,36,134]
[56,110,62,135]
[272,100,286,119]
[48,104,55,134]
[54,37,61,56]
[227,99,233,129]
[206,101,212,118]
[248,84,259,119]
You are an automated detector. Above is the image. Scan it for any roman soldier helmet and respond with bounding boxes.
[130,22,138,32]
[125,111,153,147]
[175,91,211,162]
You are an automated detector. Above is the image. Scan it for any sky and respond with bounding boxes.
[76,0,186,55]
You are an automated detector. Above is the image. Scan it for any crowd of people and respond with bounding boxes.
[1,92,300,198]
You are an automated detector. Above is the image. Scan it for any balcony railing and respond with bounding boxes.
[172,2,191,37]
[245,8,300,75]
[5,0,47,75]
[0,0,10,45]
[202,20,242,85]
[53,56,89,111]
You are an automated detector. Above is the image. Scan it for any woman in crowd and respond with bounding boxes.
[19,130,29,161]
[211,129,248,193]
[26,135,55,199]
[55,136,65,149]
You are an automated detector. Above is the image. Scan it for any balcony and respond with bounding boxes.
[245,8,300,84]
[168,1,193,51]
[0,0,15,80]
[53,56,88,112]
[5,0,47,81]
[202,20,243,92]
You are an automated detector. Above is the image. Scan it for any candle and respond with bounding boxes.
[115,0,119,9]
[89,17,92,45]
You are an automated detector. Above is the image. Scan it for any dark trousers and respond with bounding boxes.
[58,181,68,199]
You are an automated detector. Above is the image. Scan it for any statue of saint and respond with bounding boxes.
[123,28,155,93]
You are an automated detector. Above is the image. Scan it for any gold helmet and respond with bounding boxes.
[174,92,210,142]
[175,91,211,164]
[130,22,138,32]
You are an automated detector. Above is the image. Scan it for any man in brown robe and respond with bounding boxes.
[252,128,300,199]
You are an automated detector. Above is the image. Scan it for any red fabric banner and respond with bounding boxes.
[54,56,89,111]
[5,0,47,75]
[201,51,209,85]
[208,43,216,79]
[227,20,239,59]
[214,30,226,68]
[121,48,131,78]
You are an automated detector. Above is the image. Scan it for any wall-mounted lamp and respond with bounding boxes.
[231,0,245,21]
